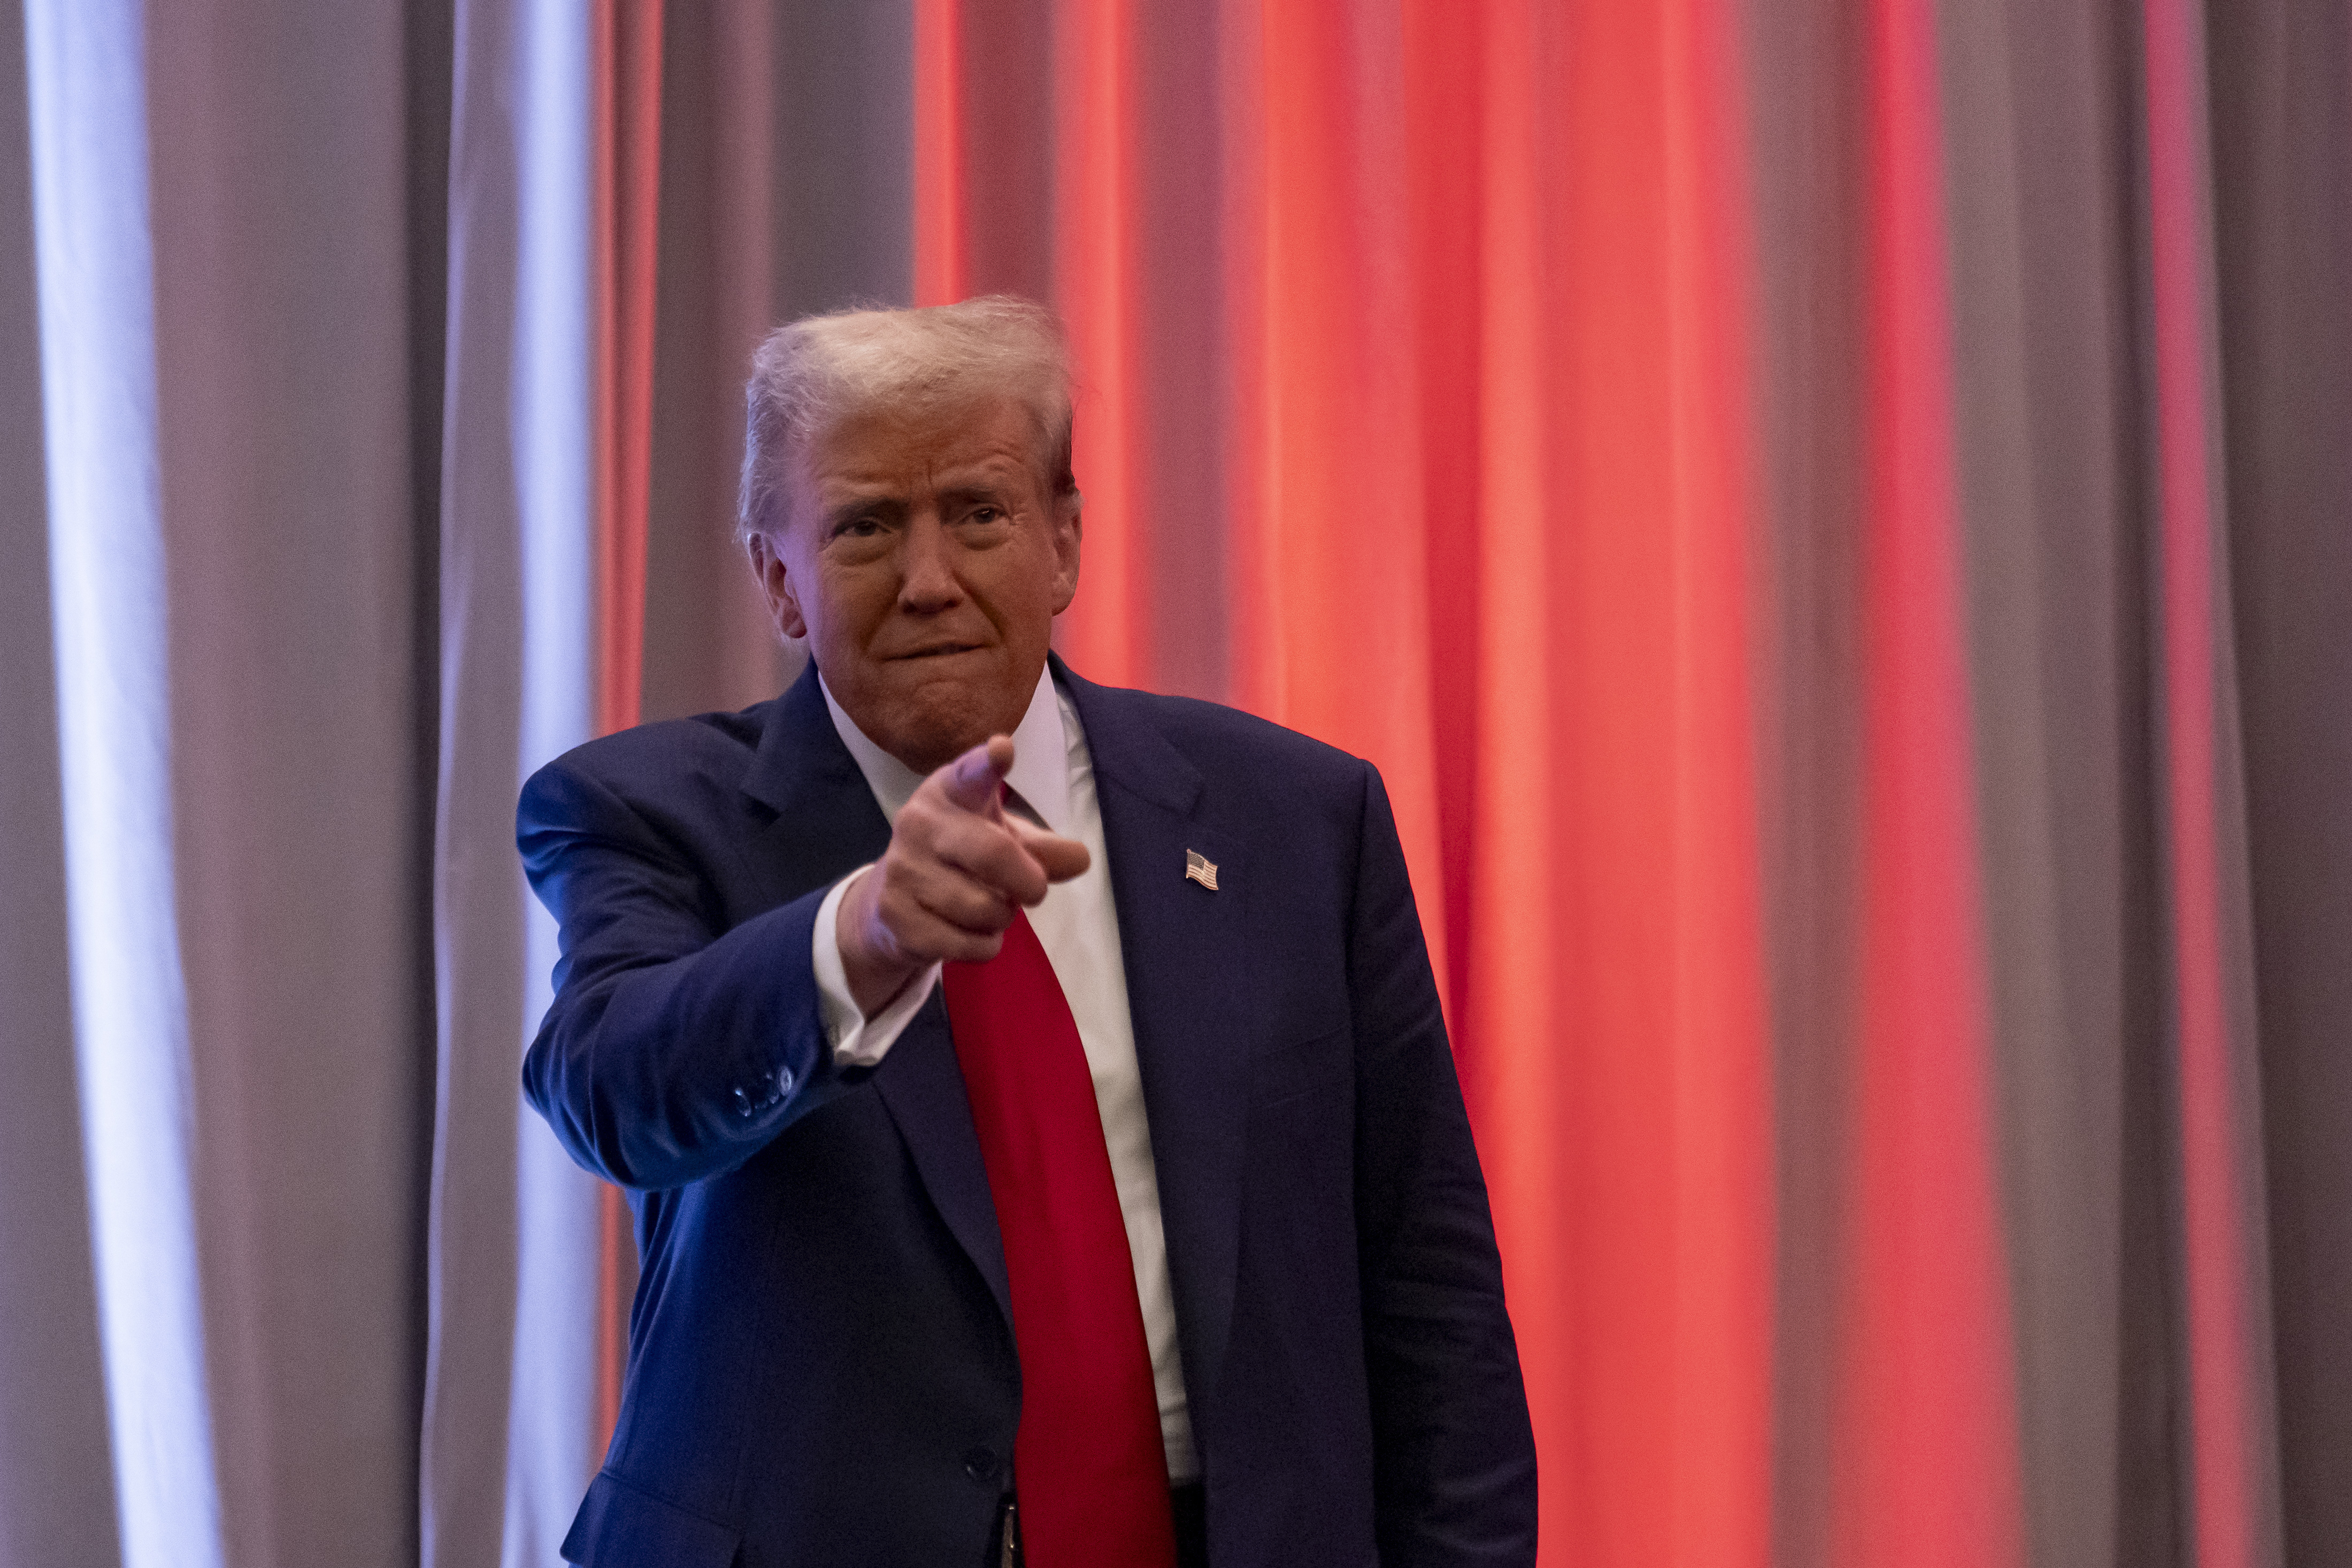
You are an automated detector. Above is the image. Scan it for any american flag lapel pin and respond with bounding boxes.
[1185,848,1219,891]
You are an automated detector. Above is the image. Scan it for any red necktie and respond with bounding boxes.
[943,908,1177,1568]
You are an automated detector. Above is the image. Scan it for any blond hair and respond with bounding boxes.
[737,295,1077,545]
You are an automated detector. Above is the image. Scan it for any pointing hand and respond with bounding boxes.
[836,735,1090,1017]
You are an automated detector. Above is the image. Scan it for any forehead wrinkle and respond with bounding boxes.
[934,450,1034,493]
[818,450,1026,502]
[797,404,1044,524]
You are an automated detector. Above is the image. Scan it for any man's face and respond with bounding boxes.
[752,396,1081,774]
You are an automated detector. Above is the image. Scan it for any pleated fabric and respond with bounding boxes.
[3,5,2349,1568]
[898,3,2341,1565]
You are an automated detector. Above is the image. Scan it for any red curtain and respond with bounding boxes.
[914,2,1803,1562]
[593,1,2352,1562]
[900,2,2277,1564]
[589,0,664,1450]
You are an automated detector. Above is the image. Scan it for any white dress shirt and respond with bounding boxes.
[809,666,1199,1483]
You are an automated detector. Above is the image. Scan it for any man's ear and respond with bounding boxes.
[748,533,809,641]
[1049,491,1083,616]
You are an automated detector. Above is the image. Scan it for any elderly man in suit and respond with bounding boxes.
[520,297,1536,1567]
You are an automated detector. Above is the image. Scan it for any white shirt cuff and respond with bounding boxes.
[812,865,941,1069]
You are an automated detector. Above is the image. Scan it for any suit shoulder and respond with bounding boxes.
[520,703,770,828]
[1103,687,1372,793]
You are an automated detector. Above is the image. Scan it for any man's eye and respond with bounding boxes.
[840,516,882,538]
[970,505,1003,524]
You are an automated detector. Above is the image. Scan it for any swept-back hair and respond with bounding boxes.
[736,295,1077,547]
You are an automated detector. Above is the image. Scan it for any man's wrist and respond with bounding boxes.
[838,864,922,1019]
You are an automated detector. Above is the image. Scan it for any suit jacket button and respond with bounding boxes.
[962,1447,998,1484]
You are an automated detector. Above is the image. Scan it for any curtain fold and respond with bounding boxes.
[422,2,601,1563]
[0,6,121,1565]
[2207,4,2352,1562]
[2141,3,2285,1565]
[586,0,664,1457]
[19,5,213,1561]
[14,4,437,1566]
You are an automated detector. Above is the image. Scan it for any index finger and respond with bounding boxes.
[938,735,1017,815]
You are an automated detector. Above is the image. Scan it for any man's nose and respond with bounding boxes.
[897,513,962,611]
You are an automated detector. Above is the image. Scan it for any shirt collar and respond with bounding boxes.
[818,662,1069,834]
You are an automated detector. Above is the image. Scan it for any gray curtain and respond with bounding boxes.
[0,4,905,1566]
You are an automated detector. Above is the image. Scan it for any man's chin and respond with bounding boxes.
[870,673,1021,773]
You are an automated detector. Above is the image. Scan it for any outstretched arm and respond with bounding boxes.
[518,755,838,1190]
[518,735,1090,1191]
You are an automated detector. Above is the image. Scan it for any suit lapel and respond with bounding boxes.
[1059,660,1255,1429]
[741,663,1013,1328]
[871,998,1013,1327]
[738,662,890,895]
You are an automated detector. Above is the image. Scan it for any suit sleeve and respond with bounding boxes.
[1348,763,1540,1565]
[517,753,847,1191]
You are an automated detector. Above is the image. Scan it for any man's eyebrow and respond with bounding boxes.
[935,476,1020,502]
[818,491,903,526]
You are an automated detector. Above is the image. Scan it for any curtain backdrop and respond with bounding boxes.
[1,4,2346,1568]
[913,5,2352,1565]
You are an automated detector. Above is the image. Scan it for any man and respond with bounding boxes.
[520,297,1536,1567]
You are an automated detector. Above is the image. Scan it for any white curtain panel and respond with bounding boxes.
[16,1,452,1565]
[0,2,911,1563]
[7,0,608,1563]
[424,1,603,1566]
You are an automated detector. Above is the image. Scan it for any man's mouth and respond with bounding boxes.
[893,642,986,661]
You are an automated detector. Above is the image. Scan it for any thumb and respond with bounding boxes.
[940,735,1017,814]
[1009,816,1092,884]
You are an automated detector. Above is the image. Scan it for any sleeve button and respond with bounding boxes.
[962,1447,998,1483]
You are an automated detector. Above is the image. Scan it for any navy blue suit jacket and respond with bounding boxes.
[519,656,1536,1567]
